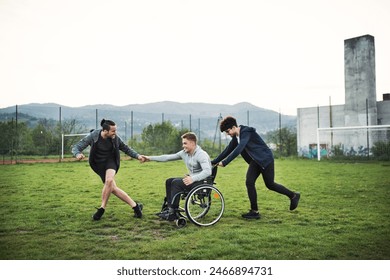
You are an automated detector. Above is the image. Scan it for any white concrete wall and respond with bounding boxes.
[296,35,390,158]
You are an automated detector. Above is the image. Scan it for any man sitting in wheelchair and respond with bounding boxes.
[142,132,212,221]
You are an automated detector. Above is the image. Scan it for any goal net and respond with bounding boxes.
[61,133,89,159]
[316,125,390,161]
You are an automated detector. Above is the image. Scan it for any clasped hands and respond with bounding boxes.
[137,155,149,163]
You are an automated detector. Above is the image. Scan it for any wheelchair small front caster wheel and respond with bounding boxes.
[175,217,187,228]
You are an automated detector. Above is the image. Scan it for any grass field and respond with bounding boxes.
[0,158,389,260]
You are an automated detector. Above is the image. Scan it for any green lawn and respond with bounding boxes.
[0,159,389,259]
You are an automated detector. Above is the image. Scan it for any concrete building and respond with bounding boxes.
[297,35,390,158]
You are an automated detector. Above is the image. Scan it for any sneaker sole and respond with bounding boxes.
[242,215,261,220]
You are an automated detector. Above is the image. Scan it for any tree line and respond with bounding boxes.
[0,119,297,160]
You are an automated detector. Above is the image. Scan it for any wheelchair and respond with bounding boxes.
[160,166,225,228]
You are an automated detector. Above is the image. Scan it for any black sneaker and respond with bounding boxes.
[242,210,261,219]
[133,203,143,218]
[93,207,105,221]
[156,209,169,218]
[158,208,178,221]
[167,211,178,221]
[290,192,301,211]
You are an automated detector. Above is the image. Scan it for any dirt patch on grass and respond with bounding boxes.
[1,158,77,165]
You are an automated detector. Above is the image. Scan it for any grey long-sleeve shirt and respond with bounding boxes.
[149,145,212,182]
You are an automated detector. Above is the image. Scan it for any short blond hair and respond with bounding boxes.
[181,132,197,143]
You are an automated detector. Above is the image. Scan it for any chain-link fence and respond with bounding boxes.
[1,104,296,163]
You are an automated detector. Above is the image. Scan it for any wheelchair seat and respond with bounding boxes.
[158,166,224,227]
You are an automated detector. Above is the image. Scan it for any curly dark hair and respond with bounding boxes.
[219,116,238,132]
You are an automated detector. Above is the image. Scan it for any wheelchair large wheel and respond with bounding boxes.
[185,184,224,226]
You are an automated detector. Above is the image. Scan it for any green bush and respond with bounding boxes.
[372,141,390,160]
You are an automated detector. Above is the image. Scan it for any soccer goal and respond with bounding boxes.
[316,124,390,161]
[61,133,89,159]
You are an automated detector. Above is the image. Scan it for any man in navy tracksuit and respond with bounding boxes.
[211,116,300,219]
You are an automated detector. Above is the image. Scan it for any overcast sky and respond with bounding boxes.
[1,0,389,115]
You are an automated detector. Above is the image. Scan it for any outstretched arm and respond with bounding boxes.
[117,136,140,159]
[211,137,237,166]
[148,152,182,162]
[72,133,94,160]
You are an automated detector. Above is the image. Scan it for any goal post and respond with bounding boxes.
[316,124,390,161]
[61,133,89,159]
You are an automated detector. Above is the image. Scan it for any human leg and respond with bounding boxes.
[107,170,143,218]
[245,161,262,211]
[242,161,262,219]
[169,178,188,209]
[100,168,116,209]
[110,180,136,207]
[156,178,175,218]
[262,162,294,197]
[262,162,300,210]
[157,178,187,221]
[91,163,108,220]
[94,169,142,219]
[164,178,175,208]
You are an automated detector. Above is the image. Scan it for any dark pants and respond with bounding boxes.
[165,178,202,208]
[246,160,294,211]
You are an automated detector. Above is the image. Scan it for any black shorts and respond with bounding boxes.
[91,157,118,183]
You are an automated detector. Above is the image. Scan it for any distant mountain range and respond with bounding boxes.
[0,102,296,138]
